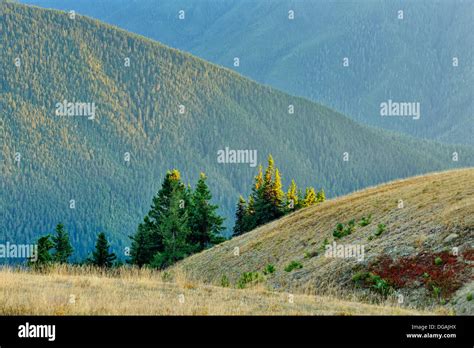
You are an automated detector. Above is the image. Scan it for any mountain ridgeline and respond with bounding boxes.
[20,0,474,145]
[1,2,473,257]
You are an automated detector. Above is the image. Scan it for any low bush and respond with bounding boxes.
[352,271,393,297]
[237,271,263,289]
[333,220,356,239]
[333,223,345,239]
[319,238,330,252]
[359,214,372,227]
[284,261,303,272]
[374,223,386,237]
[263,264,275,275]
[304,251,318,259]
[220,275,230,287]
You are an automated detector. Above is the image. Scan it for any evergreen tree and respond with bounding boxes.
[255,165,264,191]
[258,155,283,223]
[303,187,317,207]
[296,188,305,209]
[130,169,185,265]
[29,234,54,267]
[271,168,285,213]
[151,181,193,269]
[52,223,73,263]
[148,169,185,227]
[233,195,247,236]
[263,155,275,191]
[250,165,265,227]
[244,194,257,232]
[286,179,299,211]
[129,216,154,267]
[91,232,116,268]
[317,189,326,203]
[189,172,225,249]
[261,155,275,220]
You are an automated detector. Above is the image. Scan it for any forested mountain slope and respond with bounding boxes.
[21,0,474,145]
[1,2,472,257]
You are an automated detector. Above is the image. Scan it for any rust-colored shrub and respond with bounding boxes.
[462,249,474,261]
[367,250,472,299]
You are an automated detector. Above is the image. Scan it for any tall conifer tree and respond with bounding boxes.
[130,169,185,265]
[250,165,265,227]
[129,216,155,266]
[189,173,225,249]
[272,168,285,214]
[317,189,326,203]
[151,181,193,269]
[233,195,247,236]
[52,223,73,263]
[29,235,54,267]
[286,179,299,211]
[244,195,257,232]
[303,187,317,207]
[91,232,116,268]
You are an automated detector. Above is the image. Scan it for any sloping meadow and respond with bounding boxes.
[177,169,474,313]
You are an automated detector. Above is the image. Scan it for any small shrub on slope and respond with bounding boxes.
[333,220,357,239]
[359,214,372,227]
[304,250,318,259]
[374,223,386,237]
[333,223,345,239]
[237,271,264,289]
[434,257,443,266]
[352,271,393,297]
[220,275,230,287]
[263,264,276,275]
[284,261,303,272]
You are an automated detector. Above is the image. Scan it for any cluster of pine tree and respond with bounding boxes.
[233,155,325,236]
[129,170,225,269]
[29,163,320,270]
[32,223,117,268]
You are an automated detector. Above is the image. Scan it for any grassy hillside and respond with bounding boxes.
[178,169,474,314]
[1,2,473,257]
[0,265,446,315]
[21,0,474,145]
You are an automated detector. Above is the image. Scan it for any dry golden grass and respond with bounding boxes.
[0,265,443,315]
